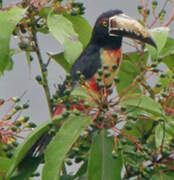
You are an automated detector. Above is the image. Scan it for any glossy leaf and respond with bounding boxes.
[155,122,172,148]
[6,117,63,179]
[151,172,174,180]
[0,157,11,179]
[87,130,123,180]
[42,114,92,180]
[147,27,169,58]
[117,60,140,93]
[50,52,70,72]
[160,38,174,57]
[123,51,148,66]
[121,95,163,116]
[0,7,26,75]
[161,54,174,72]
[10,157,42,180]
[47,12,83,65]
[65,15,92,48]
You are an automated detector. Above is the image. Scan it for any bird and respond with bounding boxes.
[29,9,156,156]
[53,9,156,116]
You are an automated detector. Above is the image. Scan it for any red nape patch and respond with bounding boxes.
[53,104,64,117]
[88,77,99,93]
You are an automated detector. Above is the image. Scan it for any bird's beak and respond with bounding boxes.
[109,14,157,48]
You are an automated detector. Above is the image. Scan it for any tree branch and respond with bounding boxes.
[31,26,53,117]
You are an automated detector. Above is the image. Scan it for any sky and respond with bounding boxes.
[0,0,171,125]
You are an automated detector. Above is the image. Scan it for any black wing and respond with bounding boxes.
[70,44,101,83]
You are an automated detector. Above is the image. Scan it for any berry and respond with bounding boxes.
[104,72,110,78]
[36,75,42,82]
[114,77,120,83]
[112,112,118,118]
[28,122,37,128]
[62,111,70,118]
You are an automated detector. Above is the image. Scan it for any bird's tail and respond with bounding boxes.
[27,104,64,157]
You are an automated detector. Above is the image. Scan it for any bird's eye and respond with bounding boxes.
[102,20,108,27]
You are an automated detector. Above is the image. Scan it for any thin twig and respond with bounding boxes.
[31,22,53,117]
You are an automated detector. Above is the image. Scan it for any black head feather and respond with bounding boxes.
[90,9,124,50]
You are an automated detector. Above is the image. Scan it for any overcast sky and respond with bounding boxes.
[0,0,171,124]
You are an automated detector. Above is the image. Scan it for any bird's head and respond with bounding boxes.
[91,9,156,49]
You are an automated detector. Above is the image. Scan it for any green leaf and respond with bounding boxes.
[65,15,92,48]
[0,7,26,75]
[47,12,83,65]
[39,7,52,17]
[161,55,174,72]
[155,121,172,148]
[123,51,148,66]
[50,52,70,72]
[121,95,163,116]
[42,114,92,180]
[151,172,174,180]
[147,27,169,58]
[73,161,88,178]
[10,157,42,180]
[0,157,11,178]
[117,60,140,93]
[6,117,63,179]
[160,38,174,57]
[87,130,123,180]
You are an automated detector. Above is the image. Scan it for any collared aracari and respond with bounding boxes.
[53,9,156,116]
[30,9,156,156]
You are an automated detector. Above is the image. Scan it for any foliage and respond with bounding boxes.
[0,0,174,180]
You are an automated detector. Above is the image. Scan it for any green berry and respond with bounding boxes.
[62,111,70,118]
[64,90,71,96]
[76,70,81,77]
[163,150,171,157]
[72,99,78,104]
[162,93,168,98]
[152,68,159,73]
[35,75,42,82]
[11,126,18,132]
[112,112,118,118]
[66,160,73,166]
[28,122,37,128]
[71,10,78,16]
[97,77,102,82]
[137,5,142,14]
[12,141,19,147]
[151,63,157,68]
[15,105,21,111]
[112,64,118,71]
[156,83,162,88]
[12,97,20,102]
[159,164,166,169]
[103,64,109,69]
[152,1,158,10]
[114,77,120,83]
[48,128,56,136]
[112,153,118,159]
[97,69,103,76]
[75,157,83,163]
[125,125,132,130]
[7,152,13,158]
[121,106,126,112]
[74,111,81,116]
[160,74,166,78]
[97,115,104,121]
[15,122,22,127]
[98,82,104,89]
[104,72,110,78]
[23,104,29,109]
